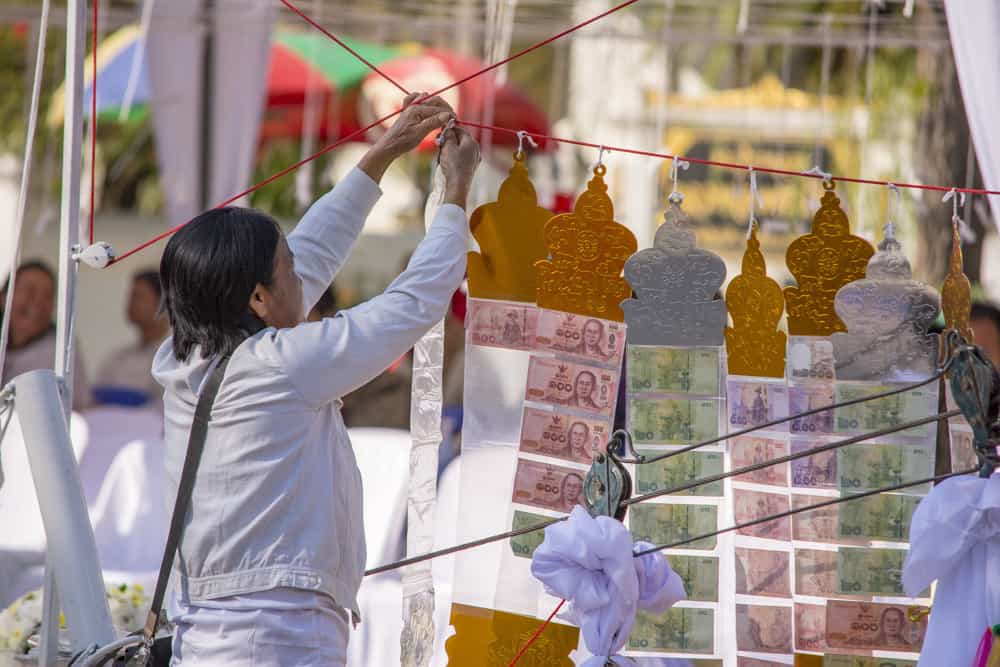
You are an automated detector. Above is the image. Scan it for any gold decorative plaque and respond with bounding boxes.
[783,181,874,336]
[535,165,638,322]
[725,224,786,377]
[467,153,552,302]
[941,222,974,343]
[444,603,578,666]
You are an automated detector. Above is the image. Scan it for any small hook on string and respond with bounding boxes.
[747,166,762,239]
[669,154,689,204]
[803,165,834,189]
[885,182,901,239]
[593,145,609,175]
[943,187,977,243]
[515,130,538,161]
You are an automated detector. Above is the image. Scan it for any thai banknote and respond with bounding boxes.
[950,426,978,472]
[825,600,928,651]
[635,450,724,497]
[731,436,789,486]
[535,309,626,366]
[628,346,721,396]
[509,510,548,559]
[795,548,839,597]
[791,495,839,543]
[837,442,934,494]
[834,383,939,439]
[794,603,829,652]
[735,604,793,654]
[518,407,611,464]
[666,555,719,602]
[789,385,835,435]
[525,357,618,415]
[629,608,715,654]
[788,336,836,382]
[629,397,720,444]
[735,548,790,598]
[822,656,916,667]
[467,299,538,350]
[629,504,718,550]
[791,438,838,489]
[734,489,791,541]
[837,494,921,543]
[511,459,586,513]
[837,547,907,596]
[727,379,790,431]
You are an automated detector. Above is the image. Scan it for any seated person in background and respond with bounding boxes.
[970,302,1000,368]
[94,269,170,408]
[0,260,90,410]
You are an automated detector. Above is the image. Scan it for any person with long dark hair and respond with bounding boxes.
[154,93,479,665]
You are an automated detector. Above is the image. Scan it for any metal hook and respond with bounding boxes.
[943,188,976,243]
[803,165,833,189]
[669,154,689,204]
[593,145,609,174]
[747,166,762,238]
[515,130,538,161]
[885,182,901,238]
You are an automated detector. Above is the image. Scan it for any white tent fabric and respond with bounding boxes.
[944,0,1000,235]
[146,0,274,225]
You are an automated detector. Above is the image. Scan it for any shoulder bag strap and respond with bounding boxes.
[142,353,233,643]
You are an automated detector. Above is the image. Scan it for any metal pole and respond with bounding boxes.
[199,0,215,210]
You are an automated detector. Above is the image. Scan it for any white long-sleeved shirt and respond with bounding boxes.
[153,168,468,618]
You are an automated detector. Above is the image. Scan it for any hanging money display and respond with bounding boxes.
[621,193,728,662]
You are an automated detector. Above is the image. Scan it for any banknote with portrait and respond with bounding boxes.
[735,604,793,654]
[536,309,626,367]
[787,336,836,383]
[791,438,838,489]
[734,489,791,541]
[730,435,789,486]
[825,600,927,651]
[727,379,789,431]
[525,357,618,416]
[467,299,539,351]
[789,385,836,435]
[794,603,829,652]
[511,459,587,514]
[518,407,611,464]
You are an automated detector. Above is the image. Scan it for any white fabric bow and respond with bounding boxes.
[531,506,686,665]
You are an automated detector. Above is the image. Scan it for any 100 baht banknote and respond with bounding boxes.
[791,438,838,489]
[731,436,789,486]
[629,397,720,444]
[525,357,618,416]
[834,383,939,439]
[467,299,539,350]
[838,494,921,543]
[735,604,793,654]
[628,347,721,396]
[629,608,715,654]
[727,379,789,431]
[536,309,626,366]
[734,489,791,541]
[825,600,927,651]
[789,385,836,435]
[787,336,836,382]
[629,504,718,550]
[518,407,611,464]
[794,603,829,652]
[636,450,724,497]
[837,442,934,494]
[509,510,548,559]
[735,548,790,598]
[950,426,978,472]
[837,547,907,596]
[666,554,719,602]
[511,459,586,514]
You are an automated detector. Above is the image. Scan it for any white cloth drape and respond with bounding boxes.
[944,0,1000,235]
[902,474,1000,667]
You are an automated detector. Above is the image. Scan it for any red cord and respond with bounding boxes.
[507,599,566,667]
[89,0,98,245]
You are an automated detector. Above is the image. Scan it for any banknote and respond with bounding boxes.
[628,346,721,396]
[837,442,934,494]
[735,548,790,598]
[950,426,978,472]
[837,547,906,596]
[731,436,789,486]
[636,450,724,497]
[791,495,838,543]
[738,659,790,667]
[789,385,835,435]
[795,548,839,597]
[794,603,829,652]
[467,299,538,350]
[629,504,718,550]
[727,379,790,431]
[536,309,626,366]
[509,510,548,559]
[525,357,618,415]
[518,408,611,464]
[629,608,715,654]
[735,604,793,654]
[629,397,720,444]
[791,439,838,489]
[837,494,921,543]
[825,600,928,651]
[666,555,719,602]
[822,656,916,667]
[788,336,836,382]
[734,489,791,541]
[511,459,586,513]
[834,383,939,439]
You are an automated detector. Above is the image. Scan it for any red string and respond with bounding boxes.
[89,0,98,245]
[507,599,566,667]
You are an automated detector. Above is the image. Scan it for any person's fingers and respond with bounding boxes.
[402,92,421,107]
[415,111,454,138]
[420,95,454,114]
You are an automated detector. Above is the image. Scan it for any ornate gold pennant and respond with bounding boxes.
[467,153,553,302]
[725,224,786,377]
[941,222,974,342]
[535,165,637,322]
[784,181,874,336]
[445,604,578,666]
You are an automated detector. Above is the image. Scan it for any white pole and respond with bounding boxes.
[15,370,115,654]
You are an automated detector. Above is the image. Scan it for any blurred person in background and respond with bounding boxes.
[93,269,170,408]
[970,302,1000,368]
[0,259,90,410]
